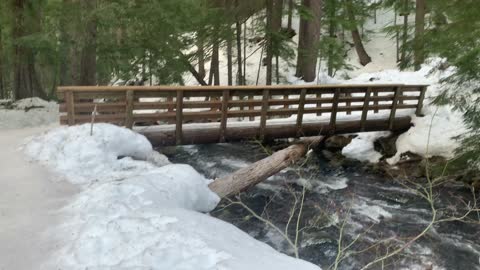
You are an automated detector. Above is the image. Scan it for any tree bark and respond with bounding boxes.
[414,0,426,71]
[327,0,336,76]
[12,0,46,100]
[235,0,244,85]
[227,36,233,85]
[212,36,220,86]
[197,34,206,79]
[265,0,274,85]
[79,0,97,85]
[209,136,324,198]
[346,0,371,66]
[295,0,322,82]
[287,0,294,30]
[0,23,4,99]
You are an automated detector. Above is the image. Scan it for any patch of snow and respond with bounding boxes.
[342,131,390,163]
[0,98,59,130]
[24,123,170,185]
[25,124,320,270]
[13,97,56,110]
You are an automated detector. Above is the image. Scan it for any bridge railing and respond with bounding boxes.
[58,84,427,144]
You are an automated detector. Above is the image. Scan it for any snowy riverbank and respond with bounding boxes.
[23,123,320,269]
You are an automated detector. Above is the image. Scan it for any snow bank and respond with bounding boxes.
[25,123,170,185]
[343,59,467,164]
[0,98,59,129]
[342,132,391,163]
[25,124,320,270]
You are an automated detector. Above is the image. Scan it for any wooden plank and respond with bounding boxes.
[59,102,127,113]
[259,89,269,140]
[296,89,307,136]
[58,84,428,93]
[60,114,126,123]
[65,91,75,125]
[176,91,184,145]
[415,86,427,116]
[329,88,340,134]
[125,90,134,129]
[360,87,372,131]
[220,89,230,142]
[389,86,401,130]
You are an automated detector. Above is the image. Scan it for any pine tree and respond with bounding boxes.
[428,0,480,172]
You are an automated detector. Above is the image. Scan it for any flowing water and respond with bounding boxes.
[168,142,480,270]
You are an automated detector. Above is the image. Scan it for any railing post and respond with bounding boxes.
[283,94,289,109]
[249,95,254,121]
[259,89,269,141]
[176,90,184,145]
[329,88,340,134]
[373,90,379,113]
[220,89,230,143]
[316,92,322,116]
[360,87,372,131]
[125,90,134,129]
[296,89,307,137]
[389,86,401,130]
[65,90,75,126]
[346,92,352,115]
[415,86,427,116]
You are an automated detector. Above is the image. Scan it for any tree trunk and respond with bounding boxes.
[12,0,45,100]
[226,0,233,86]
[197,34,206,79]
[400,13,408,68]
[272,0,283,84]
[327,0,336,76]
[235,0,244,85]
[265,0,274,85]
[414,0,426,71]
[227,36,233,85]
[212,36,220,86]
[287,0,294,29]
[295,0,322,82]
[0,23,4,99]
[79,0,97,85]
[209,136,324,198]
[346,0,371,66]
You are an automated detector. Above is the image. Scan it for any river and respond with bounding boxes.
[169,142,480,270]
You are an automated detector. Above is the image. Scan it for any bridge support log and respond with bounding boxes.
[209,136,324,198]
[140,117,412,147]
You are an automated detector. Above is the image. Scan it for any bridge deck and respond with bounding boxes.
[57,84,427,146]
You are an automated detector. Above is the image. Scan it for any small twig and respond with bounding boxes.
[90,105,98,136]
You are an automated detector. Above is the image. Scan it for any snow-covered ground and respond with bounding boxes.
[23,124,320,270]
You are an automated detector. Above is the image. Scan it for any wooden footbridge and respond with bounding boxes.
[58,84,427,146]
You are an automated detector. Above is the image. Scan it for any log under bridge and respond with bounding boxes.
[57,84,427,147]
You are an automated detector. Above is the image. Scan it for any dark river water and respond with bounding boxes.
[168,142,480,270]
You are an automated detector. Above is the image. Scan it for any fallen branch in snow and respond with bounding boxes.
[209,136,324,198]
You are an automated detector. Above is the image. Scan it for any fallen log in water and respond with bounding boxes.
[209,136,324,198]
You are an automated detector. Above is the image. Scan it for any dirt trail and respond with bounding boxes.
[0,127,77,270]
